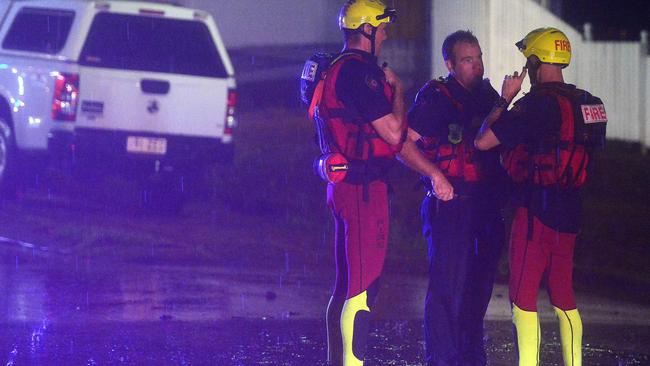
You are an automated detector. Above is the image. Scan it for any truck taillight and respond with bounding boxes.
[52,73,79,122]
[224,89,237,136]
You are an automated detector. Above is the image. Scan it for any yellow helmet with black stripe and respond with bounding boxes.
[338,0,396,30]
[516,27,571,67]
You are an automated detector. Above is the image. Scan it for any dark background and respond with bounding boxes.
[563,0,650,41]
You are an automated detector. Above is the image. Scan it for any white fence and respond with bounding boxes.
[640,55,650,148]
[173,0,649,146]
[430,0,650,147]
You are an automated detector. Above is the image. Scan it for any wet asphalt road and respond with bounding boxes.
[1,318,649,365]
[1,235,649,365]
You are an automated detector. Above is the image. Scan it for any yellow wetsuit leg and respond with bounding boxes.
[554,307,582,366]
[341,291,371,366]
[513,304,540,366]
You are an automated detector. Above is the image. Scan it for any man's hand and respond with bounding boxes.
[475,67,525,151]
[383,65,403,93]
[397,131,454,200]
[501,66,527,102]
[430,172,454,201]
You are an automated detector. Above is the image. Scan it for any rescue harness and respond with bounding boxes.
[413,78,483,184]
[300,51,400,187]
[501,84,607,189]
[501,84,607,239]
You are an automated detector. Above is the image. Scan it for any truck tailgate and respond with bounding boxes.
[77,67,229,138]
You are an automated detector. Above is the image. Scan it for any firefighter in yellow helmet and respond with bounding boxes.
[316,2,402,366]
[338,0,396,55]
[324,3,458,366]
[475,27,607,366]
[516,27,571,84]
[307,1,436,366]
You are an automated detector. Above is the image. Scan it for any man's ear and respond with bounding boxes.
[445,58,454,73]
[526,55,541,69]
[362,23,373,35]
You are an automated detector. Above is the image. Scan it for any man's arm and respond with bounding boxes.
[474,128,501,151]
[370,66,405,145]
[371,113,404,146]
[397,128,454,201]
[475,67,526,151]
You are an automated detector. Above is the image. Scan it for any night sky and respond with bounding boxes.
[562,0,650,40]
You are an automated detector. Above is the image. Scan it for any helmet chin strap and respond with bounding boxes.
[360,26,378,56]
[526,56,541,85]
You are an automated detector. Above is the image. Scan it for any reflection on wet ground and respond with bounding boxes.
[0,104,649,364]
[1,240,649,365]
[0,319,649,365]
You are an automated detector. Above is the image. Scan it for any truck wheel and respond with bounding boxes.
[0,117,18,199]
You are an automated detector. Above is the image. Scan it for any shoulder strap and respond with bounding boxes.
[534,84,587,104]
[308,80,325,120]
[416,79,463,112]
[532,85,591,187]
[308,52,361,120]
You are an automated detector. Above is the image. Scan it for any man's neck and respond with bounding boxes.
[537,65,564,84]
[344,41,371,54]
[456,80,473,92]
[449,74,478,92]
[343,44,378,63]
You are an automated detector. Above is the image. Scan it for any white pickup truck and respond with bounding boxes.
[0,0,237,203]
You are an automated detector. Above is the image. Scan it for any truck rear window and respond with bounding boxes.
[2,7,75,54]
[79,13,228,78]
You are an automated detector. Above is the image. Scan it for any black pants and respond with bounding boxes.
[421,194,504,366]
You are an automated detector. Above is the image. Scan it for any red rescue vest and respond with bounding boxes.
[502,85,607,188]
[312,53,401,161]
[414,79,482,182]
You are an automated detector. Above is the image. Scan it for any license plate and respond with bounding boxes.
[126,136,167,155]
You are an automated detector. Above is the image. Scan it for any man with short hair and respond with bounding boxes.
[401,30,507,366]
[475,27,607,366]
[308,1,403,365]
[310,2,459,365]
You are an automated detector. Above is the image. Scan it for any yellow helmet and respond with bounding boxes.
[516,27,571,67]
[338,0,396,30]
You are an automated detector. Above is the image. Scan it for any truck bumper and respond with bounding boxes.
[48,128,234,173]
